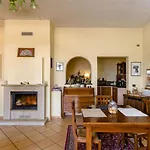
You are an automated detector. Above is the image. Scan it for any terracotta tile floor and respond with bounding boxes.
[0,116,147,150]
[0,117,73,150]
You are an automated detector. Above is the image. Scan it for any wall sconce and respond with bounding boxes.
[84,73,90,78]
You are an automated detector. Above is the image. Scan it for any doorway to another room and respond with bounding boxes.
[97,57,128,105]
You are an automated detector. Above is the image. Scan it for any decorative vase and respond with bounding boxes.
[132,84,138,95]
[108,100,118,114]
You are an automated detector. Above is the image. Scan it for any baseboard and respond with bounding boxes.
[0,117,48,126]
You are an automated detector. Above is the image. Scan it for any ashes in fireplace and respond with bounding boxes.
[11,91,37,110]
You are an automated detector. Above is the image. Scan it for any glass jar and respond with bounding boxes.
[108,100,118,114]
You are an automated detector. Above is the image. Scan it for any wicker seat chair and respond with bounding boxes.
[95,95,112,105]
[126,99,150,149]
[71,100,101,150]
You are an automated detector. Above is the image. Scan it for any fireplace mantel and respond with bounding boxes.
[2,84,47,87]
[3,83,47,123]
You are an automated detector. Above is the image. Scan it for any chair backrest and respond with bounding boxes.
[71,100,78,139]
[142,99,150,115]
[95,95,112,105]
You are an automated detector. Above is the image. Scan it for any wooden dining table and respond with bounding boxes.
[83,109,150,150]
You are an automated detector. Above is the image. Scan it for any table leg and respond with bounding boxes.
[148,129,150,150]
[86,126,92,150]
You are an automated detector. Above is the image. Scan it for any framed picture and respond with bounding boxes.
[17,48,35,57]
[131,62,141,76]
[56,62,64,71]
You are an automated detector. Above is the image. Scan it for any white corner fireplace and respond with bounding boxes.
[2,84,47,125]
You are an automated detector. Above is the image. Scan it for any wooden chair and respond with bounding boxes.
[71,101,101,150]
[126,99,150,149]
[95,95,112,105]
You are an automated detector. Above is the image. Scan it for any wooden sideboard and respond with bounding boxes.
[123,94,150,112]
[62,88,94,117]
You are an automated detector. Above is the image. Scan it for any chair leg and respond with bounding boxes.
[74,141,78,150]
[134,134,138,150]
[122,134,125,150]
[97,140,101,150]
[139,138,144,147]
[124,133,128,145]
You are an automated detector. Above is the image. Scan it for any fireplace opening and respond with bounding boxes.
[11,91,37,110]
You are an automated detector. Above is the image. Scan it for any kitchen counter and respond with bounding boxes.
[97,85,126,88]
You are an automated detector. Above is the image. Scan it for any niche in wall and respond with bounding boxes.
[66,57,91,81]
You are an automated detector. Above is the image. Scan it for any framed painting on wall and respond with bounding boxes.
[56,62,64,71]
[131,62,141,76]
[17,48,35,57]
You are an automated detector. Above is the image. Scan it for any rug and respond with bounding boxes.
[64,125,134,150]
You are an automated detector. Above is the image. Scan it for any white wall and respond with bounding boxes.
[97,57,126,81]
[54,28,143,91]
[143,22,150,88]
[4,20,51,118]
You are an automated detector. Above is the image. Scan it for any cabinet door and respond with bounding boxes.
[101,87,111,95]
[113,87,117,103]
[97,86,101,95]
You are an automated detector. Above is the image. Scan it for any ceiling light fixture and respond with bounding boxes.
[30,0,38,9]
[9,0,38,12]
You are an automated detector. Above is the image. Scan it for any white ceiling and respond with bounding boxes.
[1,0,150,27]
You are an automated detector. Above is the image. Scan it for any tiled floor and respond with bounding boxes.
[0,117,73,150]
[0,116,147,150]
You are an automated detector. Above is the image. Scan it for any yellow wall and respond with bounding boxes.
[0,23,147,116]
[143,23,150,87]
[50,22,55,90]
[54,28,143,91]
[50,23,55,117]
[0,27,4,54]
[0,27,4,116]
[97,57,126,81]
[4,20,51,118]
[0,27,4,78]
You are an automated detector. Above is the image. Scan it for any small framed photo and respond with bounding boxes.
[56,62,64,71]
[131,62,141,76]
[17,48,35,57]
